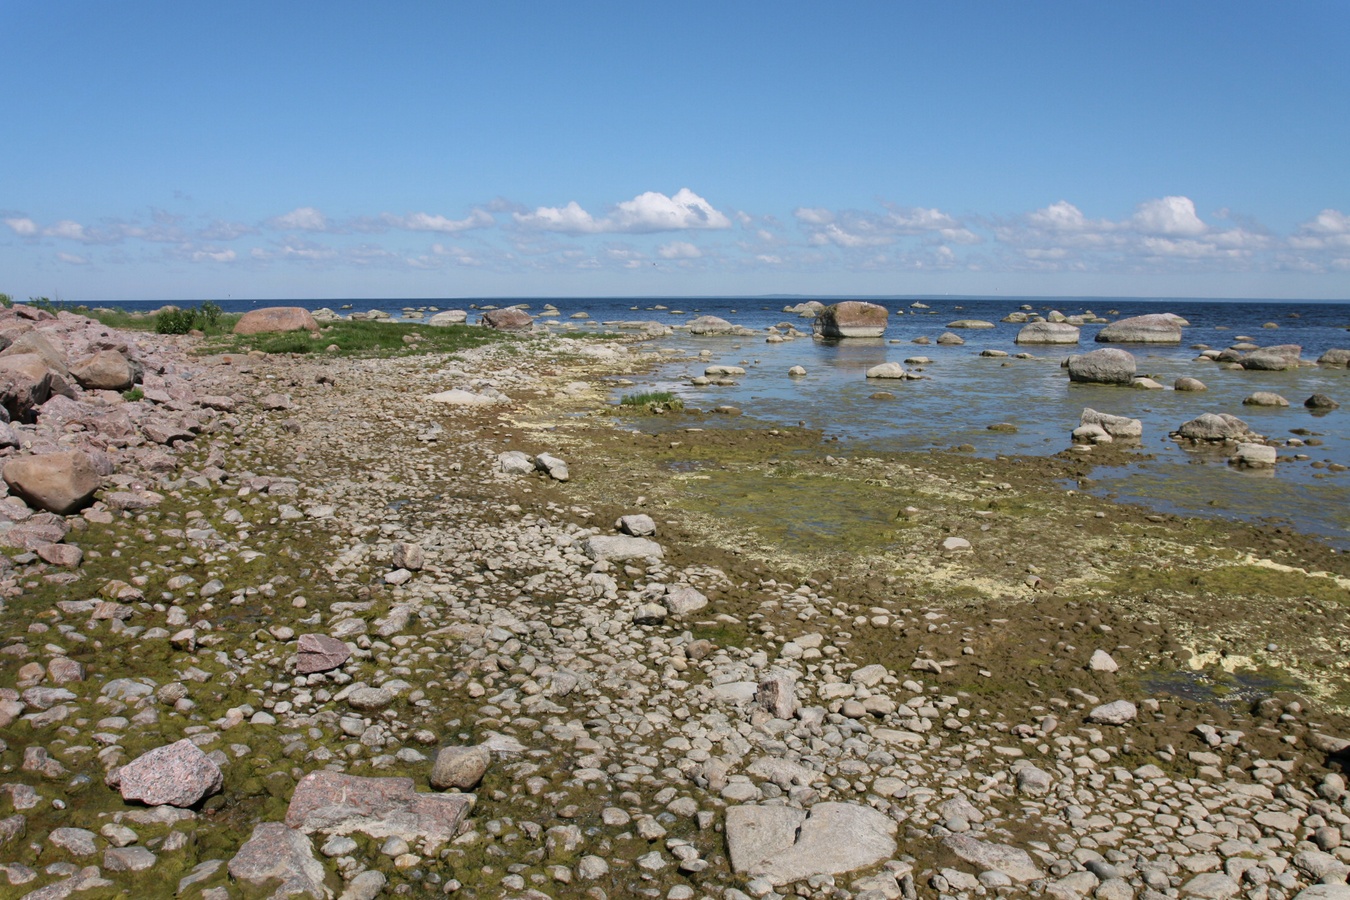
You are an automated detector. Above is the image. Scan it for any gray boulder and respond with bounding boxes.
[534,452,570,481]
[1081,408,1143,438]
[816,301,888,338]
[1175,377,1208,391]
[581,535,663,562]
[427,310,468,326]
[946,319,996,329]
[1016,322,1080,344]
[1067,349,1136,385]
[864,362,906,379]
[1306,393,1339,410]
[480,308,534,331]
[1232,443,1277,468]
[429,745,490,791]
[1087,700,1138,725]
[1243,392,1289,407]
[936,332,965,345]
[1316,348,1350,367]
[1241,344,1302,370]
[1175,413,1254,442]
[942,834,1044,883]
[498,450,534,475]
[1095,313,1183,343]
[285,771,473,846]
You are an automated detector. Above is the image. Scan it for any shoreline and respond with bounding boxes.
[0,313,1349,898]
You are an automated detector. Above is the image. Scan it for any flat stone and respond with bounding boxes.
[228,822,331,899]
[581,535,663,562]
[729,802,896,886]
[296,634,352,675]
[285,771,474,848]
[103,845,156,872]
[942,834,1044,883]
[1087,700,1137,725]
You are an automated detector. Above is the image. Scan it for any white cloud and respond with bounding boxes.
[5,217,38,236]
[514,189,730,234]
[269,207,330,231]
[816,223,892,248]
[190,249,237,263]
[793,207,835,225]
[1027,201,1095,232]
[57,252,89,265]
[1131,196,1207,236]
[658,241,702,259]
[382,209,493,233]
[46,220,90,241]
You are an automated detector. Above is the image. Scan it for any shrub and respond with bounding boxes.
[619,390,684,413]
[155,302,226,335]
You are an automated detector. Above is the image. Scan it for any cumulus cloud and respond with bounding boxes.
[5,217,38,236]
[514,189,730,234]
[46,220,91,241]
[377,209,494,233]
[793,207,834,225]
[190,249,237,263]
[658,241,702,259]
[1131,196,1207,236]
[796,203,978,253]
[269,207,330,232]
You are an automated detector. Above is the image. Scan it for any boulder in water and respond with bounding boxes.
[815,301,888,338]
[1067,349,1136,385]
[1095,314,1183,343]
[1016,322,1079,344]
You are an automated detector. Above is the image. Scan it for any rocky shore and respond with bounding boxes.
[1,307,1349,900]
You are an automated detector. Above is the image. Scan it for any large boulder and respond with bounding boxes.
[1316,348,1350,367]
[112,738,224,808]
[233,306,319,335]
[3,450,102,514]
[1175,413,1254,442]
[480,308,534,331]
[427,310,468,326]
[864,362,906,379]
[945,319,996,329]
[70,350,137,391]
[816,301,888,338]
[1016,322,1080,344]
[0,353,75,421]
[688,315,748,335]
[1241,344,1303,371]
[1095,313,1184,343]
[1067,349,1136,385]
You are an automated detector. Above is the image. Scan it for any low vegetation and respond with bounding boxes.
[617,389,684,413]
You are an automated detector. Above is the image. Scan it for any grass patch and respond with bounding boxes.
[204,320,515,358]
[617,390,684,413]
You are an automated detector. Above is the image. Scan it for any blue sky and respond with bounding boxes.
[3,1,1348,301]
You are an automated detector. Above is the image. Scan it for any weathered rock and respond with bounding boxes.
[616,514,656,536]
[687,315,744,335]
[233,307,320,335]
[427,310,468,326]
[1244,391,1289,407]
[1095,314,1183,343]
[1016,322,1080,344]
[296,634,352,675]
[1089,649,1119,672]
[3,450,102,514]
[1306,393,1339,409]
[633,602,667,625]
[816,301,888,338]
[345,687,394,711]
[756,671,798,719]
[0,353,64,421]
[581,534,663,562]
[70,350,137,391]
[285,771,473,847]
[1316,348,1350,367]
[534,452,570,481]
[1232,443,1278,468]
[103,845,157,872]
[1081,408,1143,438]
[936,332,965,345]
[942,834,1044,883]
[391,541,424,570]
[865,362,906,379]
[1087,700,1137,725]
[946,319,996,329]
[114,738,223,808]
[1068,349,1136,385]
[1175,413,1253,442]
[727,802,897,886]
[429,745,490,791]
[228,823,332,899]
[1175,376,1208,391]
[480,308,534,331]
[663,585,708,616]
[49,826,99,856]
[498,450,534,474]
[1241,344,1302,370]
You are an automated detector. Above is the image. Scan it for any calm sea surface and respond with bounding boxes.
[102,296,1350,548]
